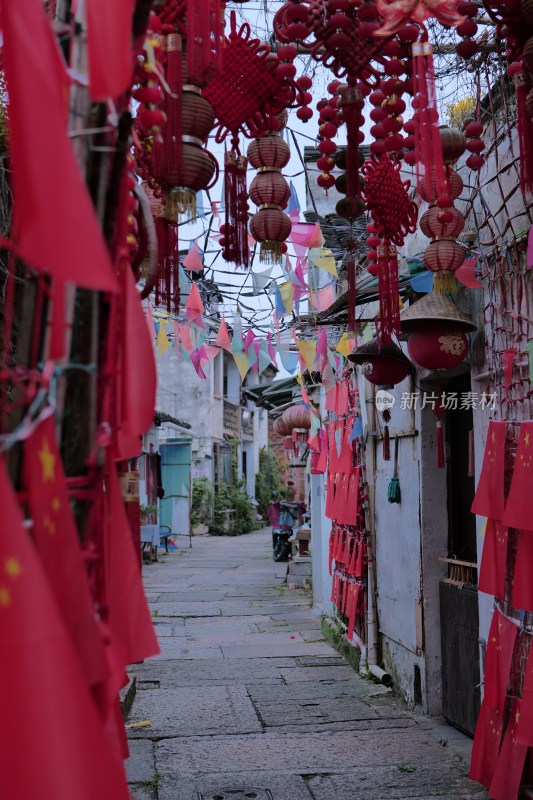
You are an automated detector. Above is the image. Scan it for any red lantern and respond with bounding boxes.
[407,324,469,370]
[250,208,292,263]
[280,405,312,431]
[348,339,411,386]
[420,206,465,240]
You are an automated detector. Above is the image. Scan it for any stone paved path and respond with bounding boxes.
[126,528,487,800]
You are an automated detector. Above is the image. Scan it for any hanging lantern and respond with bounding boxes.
[273,415,293,436]
[247,117,292,264]
[151,35,217,220]
[348,338,411,386]
[280,404,312,431]
[401,292,476,371]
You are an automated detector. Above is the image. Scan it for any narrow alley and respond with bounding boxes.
[125,530,486,800]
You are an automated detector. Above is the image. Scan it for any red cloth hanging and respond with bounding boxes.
[478,519,508,602]
[87,0,134,100]
[0,0,116,291]
[502,421,533,530]
[24,415,108,689]
[0,458,131,800]
[482,608,517,715]
[470,421,507,521]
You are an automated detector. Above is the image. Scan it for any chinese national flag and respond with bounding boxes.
[104,463,159,665]
[478,518,508,602]
[0,0,116,291]
[469,701,502,788]
[0,458,130,800]
[87,0,134,101]
[503,421,533,531]
[512,529,533,612]
[516,642,533,746]
[483,608,517,715]
[24,415,108,689]
[471,421,506,520]
[489,699,528,800]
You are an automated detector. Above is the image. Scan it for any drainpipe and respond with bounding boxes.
[362,375,392,687]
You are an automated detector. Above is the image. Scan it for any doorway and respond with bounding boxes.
[440,374,480,736]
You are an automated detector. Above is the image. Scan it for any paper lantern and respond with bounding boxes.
[407,324,469,370]
[420,206,465,240]
[348,339,411,386]
[440,127,467,165]
[250,208,292,263]
[280,405,311,431]
[273,416,292,436]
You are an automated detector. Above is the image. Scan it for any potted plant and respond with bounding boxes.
[191,477,212,535]
[140,503,158,525]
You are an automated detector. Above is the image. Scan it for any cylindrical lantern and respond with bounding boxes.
[247,118,292,264]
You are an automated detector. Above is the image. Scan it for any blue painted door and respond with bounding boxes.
[160,439,192,539]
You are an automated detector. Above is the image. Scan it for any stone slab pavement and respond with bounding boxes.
[126,528,487,800]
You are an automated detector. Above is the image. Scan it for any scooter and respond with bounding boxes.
[268,500,303,562]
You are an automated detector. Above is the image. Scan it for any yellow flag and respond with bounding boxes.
[336,332,355,358]
[297,339,317,373]
[156,323,171,357]
[278,281,295,314]
[309,247,337,277]
[233,352,250,381]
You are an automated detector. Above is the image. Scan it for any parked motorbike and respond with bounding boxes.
[268,500,304,562]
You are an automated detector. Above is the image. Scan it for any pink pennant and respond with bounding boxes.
[309,285,335,311]
[183,241,203,272]
[146,304,156,341]
[244,329,256,354]
[186,282,204,317]
[190,346,208,379]
[267,332,278,366]
[252,340,261,373]
[178,321,193,351]
[455,256,481,288]
[215,317,232,351]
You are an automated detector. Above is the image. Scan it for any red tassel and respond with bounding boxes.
[514,71,533,197]
[341,85,363,200]
[155,217,179,313]
[186,0,222,87]
[165,34,182,176]
[347,249,357,331]
[412,42,447,202]
[383,424,390,461]
[376,241,400,347]
[224,149,249,269]
[436,421,445,468]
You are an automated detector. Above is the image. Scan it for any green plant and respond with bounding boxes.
[191,477,212,527]
[255,447,288,519]
[140,503,158,524]
[211,442,255,536]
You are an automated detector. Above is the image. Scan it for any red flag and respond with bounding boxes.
[469,701,503,789]
[119,265,156,443]
[87,0,134,101]
[471,421,506,520]
[0,0,116,291]
[0,458,130,800]
[512,529,533,611]
[23,414,108,689]
[516,642,533,746]
[503,421,533,531]
[489,699,528,800]
[483,608,517,715]
[478,519,508,602]
[104,463,159,664]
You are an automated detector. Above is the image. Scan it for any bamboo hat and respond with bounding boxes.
[400,291,477,333]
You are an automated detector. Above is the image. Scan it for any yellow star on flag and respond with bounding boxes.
[51,497,61,513]
[38,437,56,482]
[4,557,22,578]
[525,431,530,448]
[0,586,11,607]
